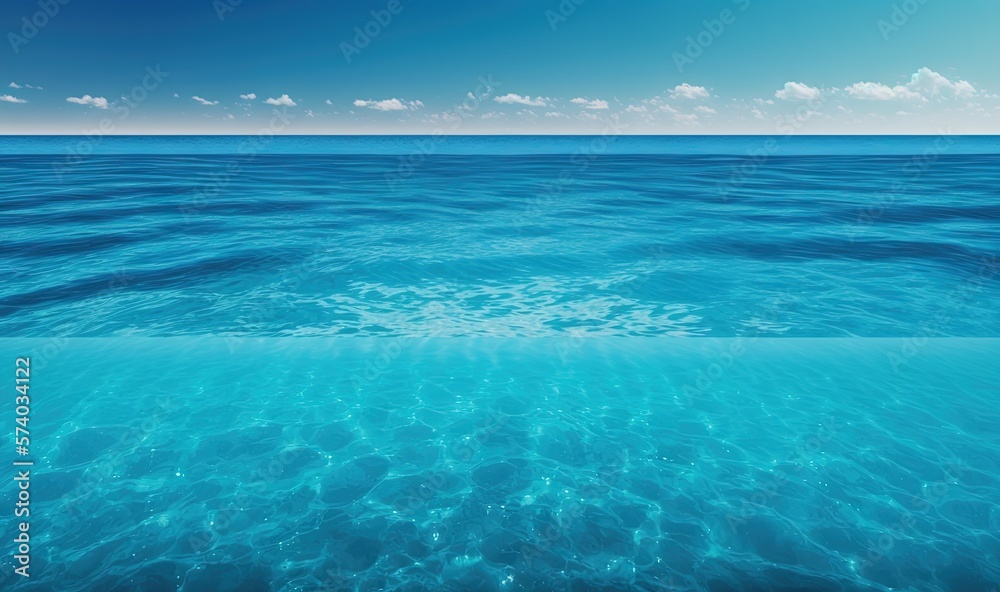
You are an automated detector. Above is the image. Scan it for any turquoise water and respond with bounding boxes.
[0,136,998,591]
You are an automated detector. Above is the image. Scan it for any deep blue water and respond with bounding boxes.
[3,134,1000,156]
[0,136,998,591]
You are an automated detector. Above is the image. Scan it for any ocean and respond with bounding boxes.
[0,136,998,591]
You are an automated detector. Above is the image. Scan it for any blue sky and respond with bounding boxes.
[1,0,998,133]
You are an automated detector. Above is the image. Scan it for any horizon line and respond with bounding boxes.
[3,133,1000,137]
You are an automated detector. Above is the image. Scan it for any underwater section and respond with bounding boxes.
[0,337,997,591]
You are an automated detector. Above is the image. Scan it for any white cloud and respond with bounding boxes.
[625,105,647,113]
[674,113,700,125]
[66,95,109,109]
[493,93,548,107]
[325,99,333,105]
[172,93,179,98]
[428,111,460,122]
[352,98,424,111]
[906,67,975,98]
[192,96,219,106]
[9,82,21,89]
[843,82,921,101]
[0,94,27,104]
[669,84,709,100]
[543,111,568,118]
[751,107,764,120]
[239,93,256,100]
[264,94,297,107]
[570,97,609,109]
[638,96,680,115]
[694,105,716,114]
[775,82,821,101]
[844,68,977,102]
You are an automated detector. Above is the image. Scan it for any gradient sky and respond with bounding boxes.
[1,0,998,133]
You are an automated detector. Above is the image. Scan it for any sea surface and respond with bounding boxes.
[0,136,998,591]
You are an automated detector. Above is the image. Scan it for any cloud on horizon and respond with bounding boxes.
[844,82,922,101]
[775,82,822,101]
[265,94,297,107]
[670,84,709,100]
[843,68,975,101]
[15,66,992,133]
[905,67,976,98]
[66,95,109,109]
[570,97,609,109]
[352,98,422,111]
[494,93,549,107]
